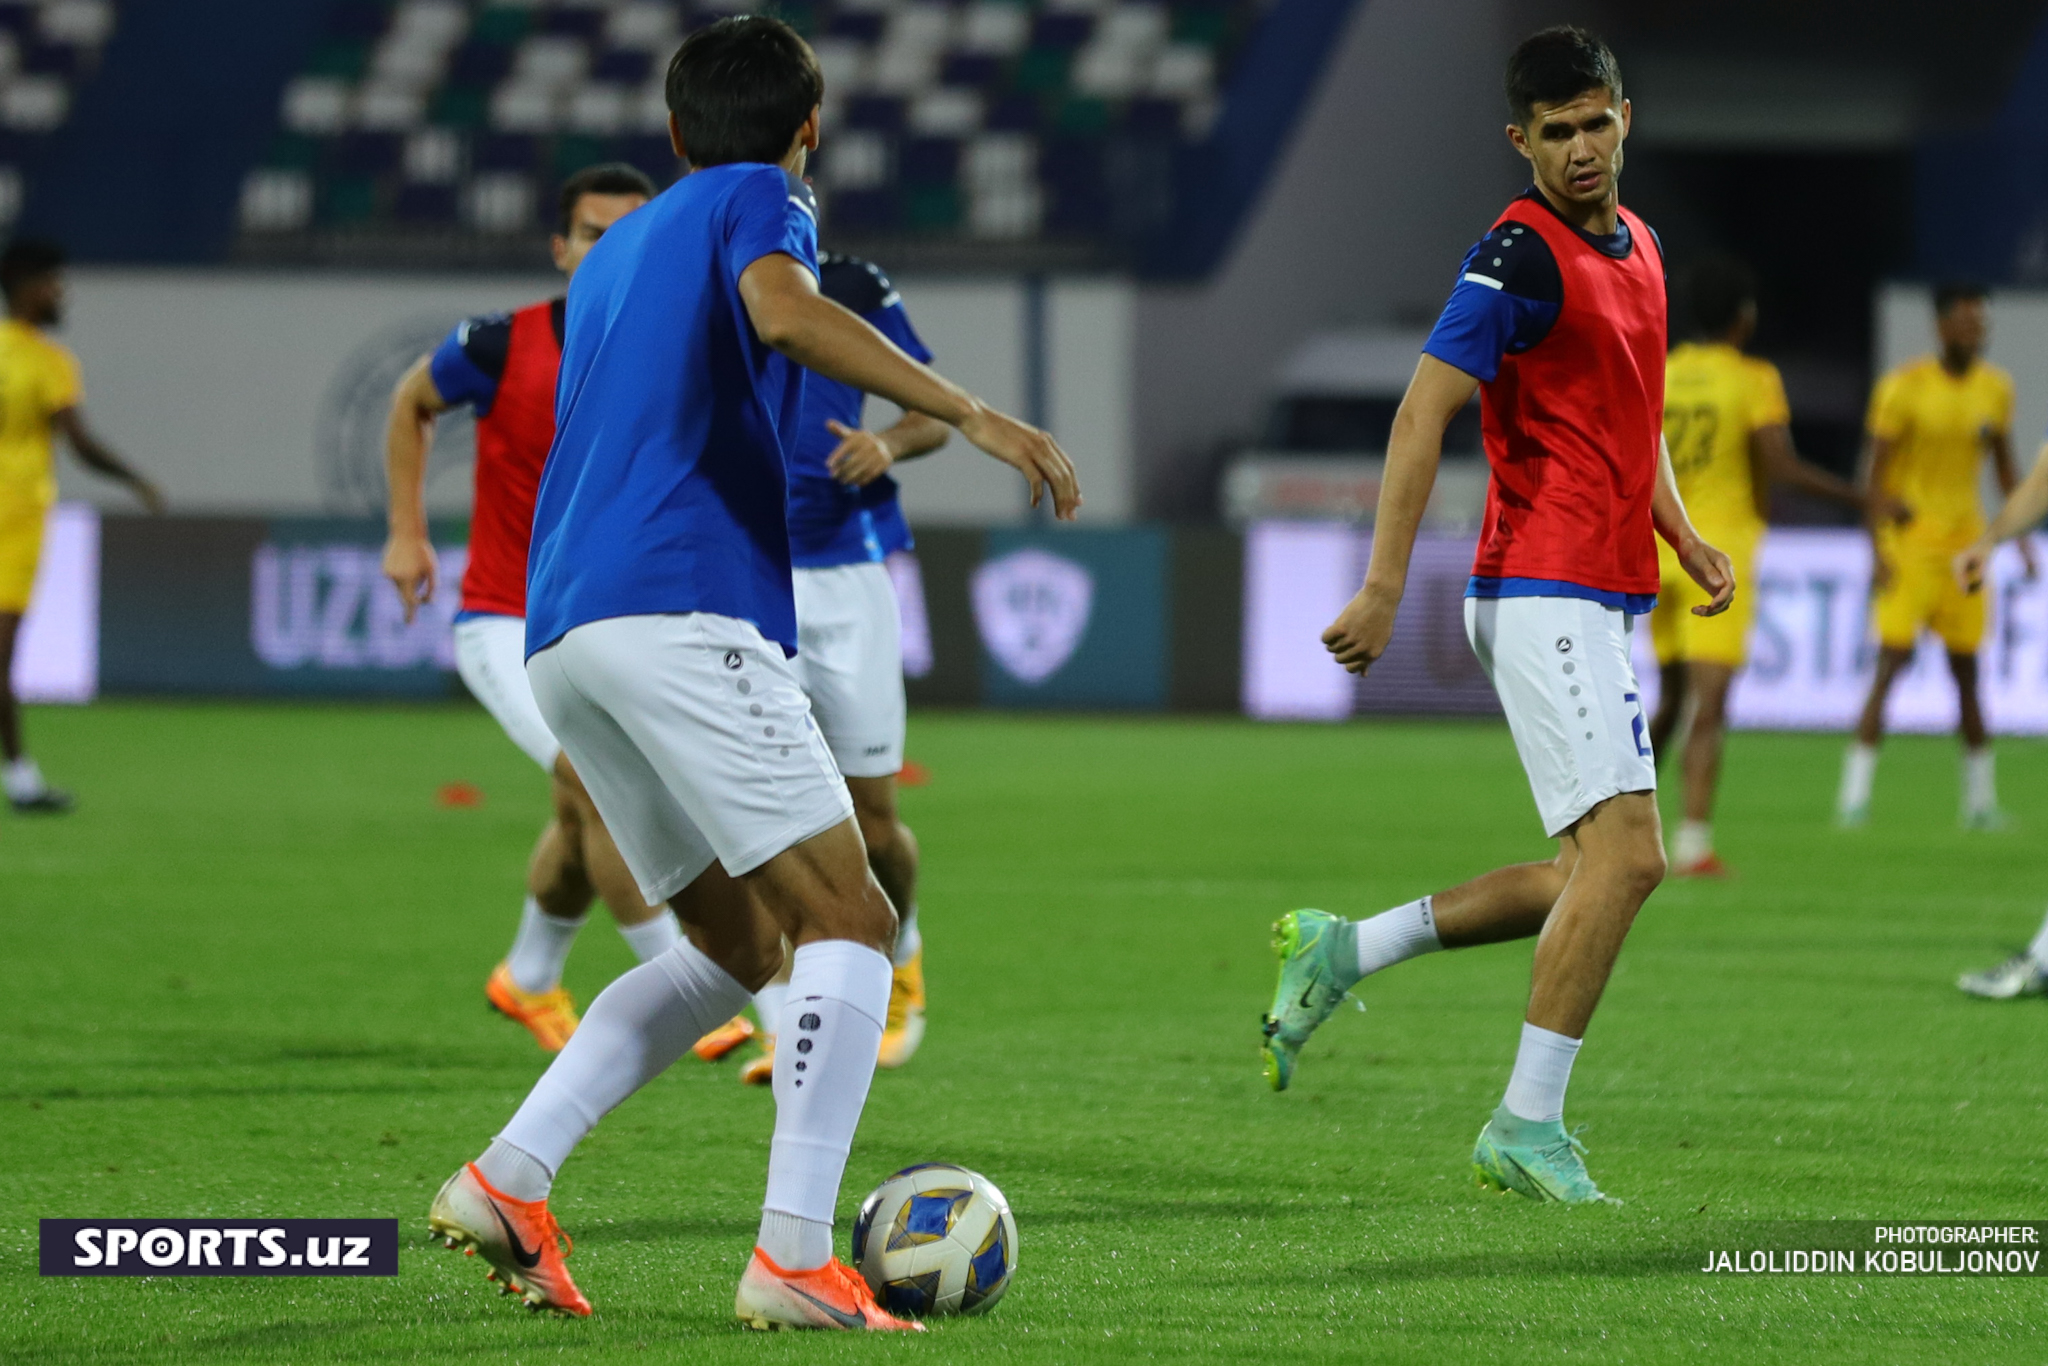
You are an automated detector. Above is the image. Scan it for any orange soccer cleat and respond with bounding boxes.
[739,1035,775,1086]
[692,1015,757,1062]
[486,962,581,1052]
[428,1163,592,1317]
[1673,852,1731,880]
[734,1248,924,1331]
[877,949,926,1068]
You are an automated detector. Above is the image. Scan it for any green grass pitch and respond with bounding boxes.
[5,701,2048,1363]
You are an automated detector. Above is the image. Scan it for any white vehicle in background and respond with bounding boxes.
[1223,327,1489,529]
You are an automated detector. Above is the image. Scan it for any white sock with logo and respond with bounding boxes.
[892,903,922,968]
[493,940,750,1191]
[1353,897,1441,979]
[1500,1021,1582,1125]
[753,981,790,1040]
[616,910,681,963]
[4,756,46,802]
[758,940,891,1271]
[1964,747,1997,816]
[1838,743,1878,814]
[506,896,585,994]
[1673,820,1713,867]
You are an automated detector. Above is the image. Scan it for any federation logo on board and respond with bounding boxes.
[971,548,1095,685]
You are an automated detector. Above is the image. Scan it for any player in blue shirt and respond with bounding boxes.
[733,253,948,1083]
[427,16,1080,1332]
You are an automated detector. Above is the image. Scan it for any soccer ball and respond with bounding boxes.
[851,1163,1018,1316]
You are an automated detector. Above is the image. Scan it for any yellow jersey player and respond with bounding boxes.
[1646,258,1882,876]
[0,239,162,814]
[1838,282,2026,830]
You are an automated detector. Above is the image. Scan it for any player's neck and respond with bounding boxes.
[1531,179,1618,236]
[1939,346,1976,377]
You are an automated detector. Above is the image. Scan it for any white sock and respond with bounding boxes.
[892,903,922,968]
[753,981,790,1040]
[506,896,585,994]
[1964,748,1997,815]
[616,910,681,963]
[759,940,891,1270]
[1500,1021,1582,1125]
[1838,743,1878,813]
[757,1208,833,1270]
[1673,820,1712,867]
[496,940,750,1177]
[4,756,45,802]
[2028,910,2048,969]
[1353,897,1440,979]
[475,1137,553,1203]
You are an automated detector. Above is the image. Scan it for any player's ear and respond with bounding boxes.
[1504,121,1531,161]
[1618,97,1632,139]
[668,111,687,162]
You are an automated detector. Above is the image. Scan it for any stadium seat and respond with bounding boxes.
[244,0,1255,249]
[0,0,113,227]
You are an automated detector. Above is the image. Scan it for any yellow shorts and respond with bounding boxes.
[0,505,45,614]
[1873,539,1985,654]
[1651,533,1758,668]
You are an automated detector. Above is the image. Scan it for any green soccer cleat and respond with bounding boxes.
[1259,908,1358,1092]
[1472,1106,1619,1206]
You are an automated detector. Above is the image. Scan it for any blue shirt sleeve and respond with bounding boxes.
[1420,226,1562,384]
[428,314,509,415]
[870,298,932,364]
[725,167,819,288]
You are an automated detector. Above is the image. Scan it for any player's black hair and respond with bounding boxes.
[1933,280,1989,317]
[664,16,822,169]
[1683,256,1758,340]
[1505,26,1622,126]
[557,163,657,234]
[0,237,63,296]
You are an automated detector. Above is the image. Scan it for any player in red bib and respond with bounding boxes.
[1259,28,1733,1203]
[380,165,694,1055]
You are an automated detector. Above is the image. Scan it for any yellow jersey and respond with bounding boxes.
[1661,341,1790,544]
[0,318,82,521]
[1866,354,2013,546]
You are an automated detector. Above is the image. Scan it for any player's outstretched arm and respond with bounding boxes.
[1958,439,2048,589]
[826,412,950,488]
[1322,354,1477,675]
[51,407,163,514]
[1652,433,1735,618]
[739,254,1079,519]
[381,355,450,623]
[1988,426,2037,578]
[1752,424,1906,523]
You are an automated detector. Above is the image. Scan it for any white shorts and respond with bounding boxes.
[791,561,906,779]
[1464,595,1657,838]
[453,614,560,772]
[526,612,854,903]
